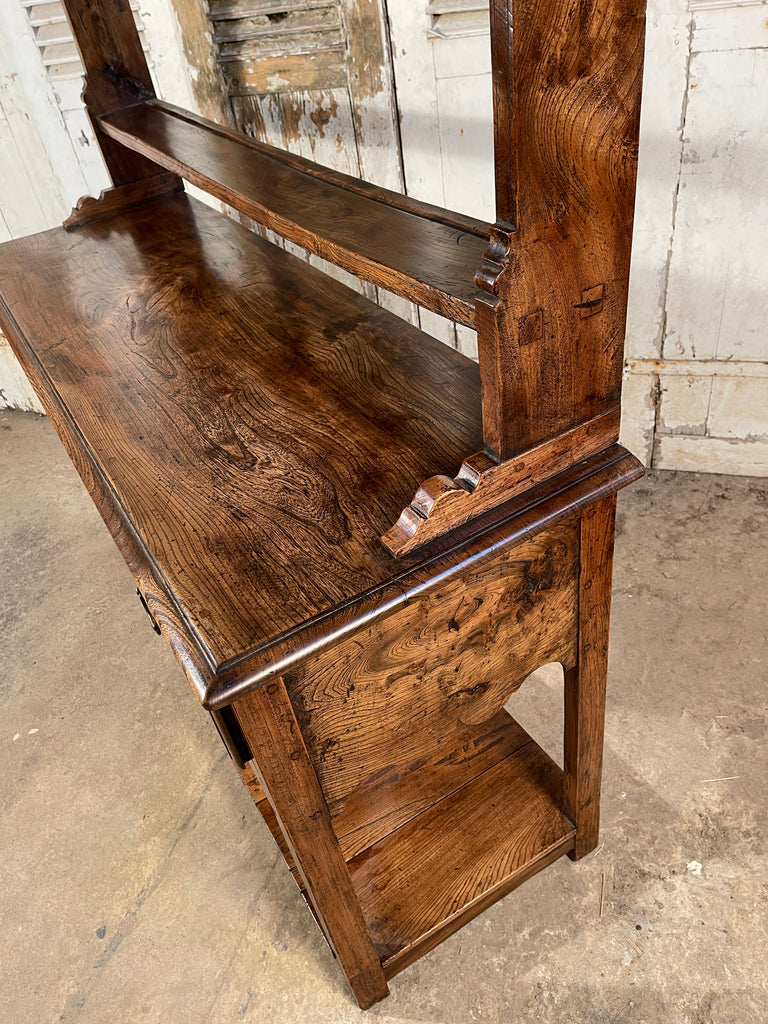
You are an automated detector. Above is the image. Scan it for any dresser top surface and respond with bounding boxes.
[0,193,484,683]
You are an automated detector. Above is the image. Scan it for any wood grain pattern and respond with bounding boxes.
[203,447,641,710]
[0,192,483,673]
[97,100,488,326]
[348,736,575,972]
[286,519,578,825]
[237,761,301,879]
[565,494,618,859]
[476,0,647,460]
[235,679,389,1009]
[330,711,532,861]
[382,408,620,556]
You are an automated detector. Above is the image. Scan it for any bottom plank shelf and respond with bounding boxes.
[240,717,575,983]
[347,732,576,977]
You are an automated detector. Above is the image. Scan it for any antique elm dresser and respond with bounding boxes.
[0,0,646,1007]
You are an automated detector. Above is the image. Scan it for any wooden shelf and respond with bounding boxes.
[97,100,489,327]
[347,717,576,977]
[240,707,575,979]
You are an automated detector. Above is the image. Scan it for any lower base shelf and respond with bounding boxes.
[240,718,575,980]
[347,732,575,977]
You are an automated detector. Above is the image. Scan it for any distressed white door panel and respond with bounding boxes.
[0,343,45,413]
[664,48,768,363]
[620,373,658,466]
[419,310,458,347]
[375,289,419,326]
[337,0,404,193]
[655,434,768,474]
[691,3,768,52]
[58,106,111,198]
[386,0,445,206]
[707,376,768,439]
[435,72,494,220]
[455,324,478,360]
[625,0,693,362]
[0,107,55,235]
[432,35,491,79]
[658,375,712,435]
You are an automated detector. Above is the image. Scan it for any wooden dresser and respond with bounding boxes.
[0,0,646,1008]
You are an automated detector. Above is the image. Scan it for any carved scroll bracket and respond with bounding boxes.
[474,219,515,299]
[64,172,184,230]
[380,407,620,558]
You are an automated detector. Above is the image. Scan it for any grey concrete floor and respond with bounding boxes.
[1,407,766,1024]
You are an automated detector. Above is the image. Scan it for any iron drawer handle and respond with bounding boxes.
[136,588,161,635]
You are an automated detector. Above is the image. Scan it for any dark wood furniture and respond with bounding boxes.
[0,0,646,1008]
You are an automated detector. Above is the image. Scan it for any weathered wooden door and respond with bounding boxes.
[203,0,413,316]
[206,0,403,193]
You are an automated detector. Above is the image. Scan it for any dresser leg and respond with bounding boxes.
[564,495,618,860]
[234,679,389,1009]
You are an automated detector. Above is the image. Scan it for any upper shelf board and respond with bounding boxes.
[98,100,490,327]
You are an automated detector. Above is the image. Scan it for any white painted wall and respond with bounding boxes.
[1,0,766,475]
[621,0,768,474]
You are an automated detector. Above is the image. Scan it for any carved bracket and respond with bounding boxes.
[474,220,514,298]
[381,407,620,558]
[64,172,183,230]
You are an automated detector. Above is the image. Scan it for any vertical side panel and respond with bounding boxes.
[478,0,647,460]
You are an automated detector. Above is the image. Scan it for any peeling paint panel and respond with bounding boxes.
[279,88,358,173]
[655,434,768,475]
[620,373,658,466]
[664,48,768,363]
[707,377,768,440]
[386,0,445,206]
[337,0,403,190]
[625,2,693,363]
[658,375,712,436]
[691,3,768,53]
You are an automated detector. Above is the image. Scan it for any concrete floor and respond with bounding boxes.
[1,407,766,1024]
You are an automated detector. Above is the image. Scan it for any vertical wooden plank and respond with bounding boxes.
[477,0,647,461]
[60,0,163,184]
[234,680,389,1010]
[489,0,515,224]
[338,0,404,192]
[384,0,444,204]
[563,494,617,860]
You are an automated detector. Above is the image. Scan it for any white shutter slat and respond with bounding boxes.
[21,0,146,80]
